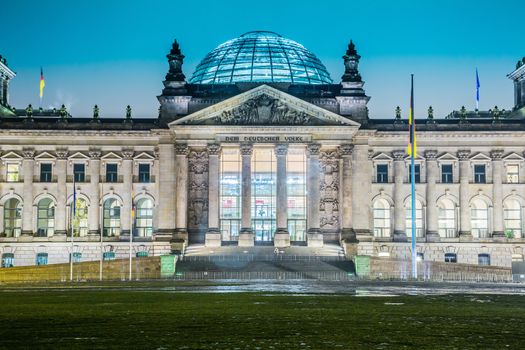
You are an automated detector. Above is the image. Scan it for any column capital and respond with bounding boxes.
[88,149,102,160]
[274,143,288,156]
[174,143,190,156]
[490,149,504,160]
[457,150,471,160]
[392,150,405,160]
[240,143,253,156]
[122,148,134,160]
[306,143,321,156]
[22,148,35,159]
[339,144,354,156]
[424,149,438,160]
[206,143,221,156]
[55,148,69,160]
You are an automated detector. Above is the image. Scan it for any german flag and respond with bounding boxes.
[39,67,45,100]
[407,75,416,156]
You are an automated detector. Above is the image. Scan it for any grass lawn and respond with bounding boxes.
[0,283,524,349]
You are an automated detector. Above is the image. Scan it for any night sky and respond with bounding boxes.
[2,0,523,118]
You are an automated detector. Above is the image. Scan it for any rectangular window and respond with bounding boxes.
[103,251,115,261]
[36,253,48,266]
[138,164,150,183]
[474,164,486,183]
[70,252,82,263]
[478,253,490,266]
[507,164,519,183]
[106,163,118,182]
[444,253,457,263]
[40,163,53,182]
[73,163,85,182]
[1,253,14,268]
[409,164,421,183]
[441,164,453,183]
[376,164,388,183]
[6,163,20,182]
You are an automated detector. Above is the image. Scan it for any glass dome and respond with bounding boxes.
[189,31,332,85]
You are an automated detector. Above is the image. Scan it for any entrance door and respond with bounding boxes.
[288,219,307,242]
[253,219,275,242]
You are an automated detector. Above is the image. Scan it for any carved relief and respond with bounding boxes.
[212,94,312,125]
[319,149,340,231]
[187,149,209,229]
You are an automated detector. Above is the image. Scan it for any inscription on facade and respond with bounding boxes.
[218,135,311,143]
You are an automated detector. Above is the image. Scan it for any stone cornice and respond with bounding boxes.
[339,144,354,156]
[490,149,504,160]
[174,143,189,156]
[392,150,405,160]
[424,150,438,160]
[457,150,471,160]
[206,143,221,156]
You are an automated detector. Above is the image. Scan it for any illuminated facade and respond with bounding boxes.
[1,32,525,268]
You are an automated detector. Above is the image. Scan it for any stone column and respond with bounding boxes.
[0,74,4,105]
[352,145,372,241]
[88,149,101,237]
[238,143,254,247]
[458,150,472,240]
[392,150,407,242]
[205,143,222,247]
[425,150,439,242]
[120,149,134,238]
[174,143,189,243]
[491,150,505,238]
[306,143,323,247]
[274,144,290,248]
[339,144,356,242]
[21,148,35,236]
[54,149,68,238]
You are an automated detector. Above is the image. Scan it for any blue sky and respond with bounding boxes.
[2,0,523,118]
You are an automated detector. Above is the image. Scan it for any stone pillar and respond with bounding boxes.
[54,149,68,237]
[491,150,505,238]
[339,144,356,242]
[174,143,189,242]
[392,150,407,242]
[425,150,439,242]
[0,74,4,105]
[238,143,254,247]
[205,144,222,247]
[88,149,101,237]
[21,149,35,236]
[120,149,134,238]
[352,145,372,241]
[306,143,323,247]
[458,150,472,240]
[274,144,290,248]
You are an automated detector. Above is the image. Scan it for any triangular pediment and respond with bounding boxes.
[133,152,155,161]
[170,85,359,127]
[503,152,525,161]
[68,152,90,160]
[372,152,393,161]
[470,152,491,161]
[101,152,123,160]
[0,151,23,160]
[437,152,458,161]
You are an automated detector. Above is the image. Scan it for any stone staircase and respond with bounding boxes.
[176,243,354,280]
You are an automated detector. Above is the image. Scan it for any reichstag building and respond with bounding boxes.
[1,31,525,268]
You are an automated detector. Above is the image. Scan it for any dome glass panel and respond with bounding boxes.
[189,31,332,85]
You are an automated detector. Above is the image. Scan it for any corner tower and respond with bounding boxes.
[508,57,525,112]
[0,55,16,114]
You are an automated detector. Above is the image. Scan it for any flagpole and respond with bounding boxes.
[129,191,134,281]
[70,178,75,282]
[476,68,480,111]
[410,74,417,279]
[100,220,103,281]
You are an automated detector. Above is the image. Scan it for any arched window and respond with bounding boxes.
[373,199,391,238]
[504,198,522,238]
[70,198,88,237]
[135,198,153,237]
[36,198,55,237]
[103,198,121,237]
[4,198,22,237]
[405,198,424,238]
[471,199,489,238]
[438,198,456,238]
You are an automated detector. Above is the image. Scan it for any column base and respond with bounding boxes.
[459,231,472,242]
[205,228,222,248]
[50,234,67,242]
[21,230,33,237]
[119,230,131,242]
[154,229,173,242]
[18,234,33,242]
[393,230,407,242]
[492,231,507,242]
[307,232,324,248]
[341,228,357,243]
[425,230,440,243]
[274,229,290,248]
[54,230,67,236]
[238,229,254,247]
[355,229,373,242]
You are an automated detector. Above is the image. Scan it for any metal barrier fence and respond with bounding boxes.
[180,255,347,262]
[174,271,354,281]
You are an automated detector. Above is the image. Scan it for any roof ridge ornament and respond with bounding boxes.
[341,40,362,83]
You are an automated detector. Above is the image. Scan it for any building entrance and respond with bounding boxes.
[253,219,275,242]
